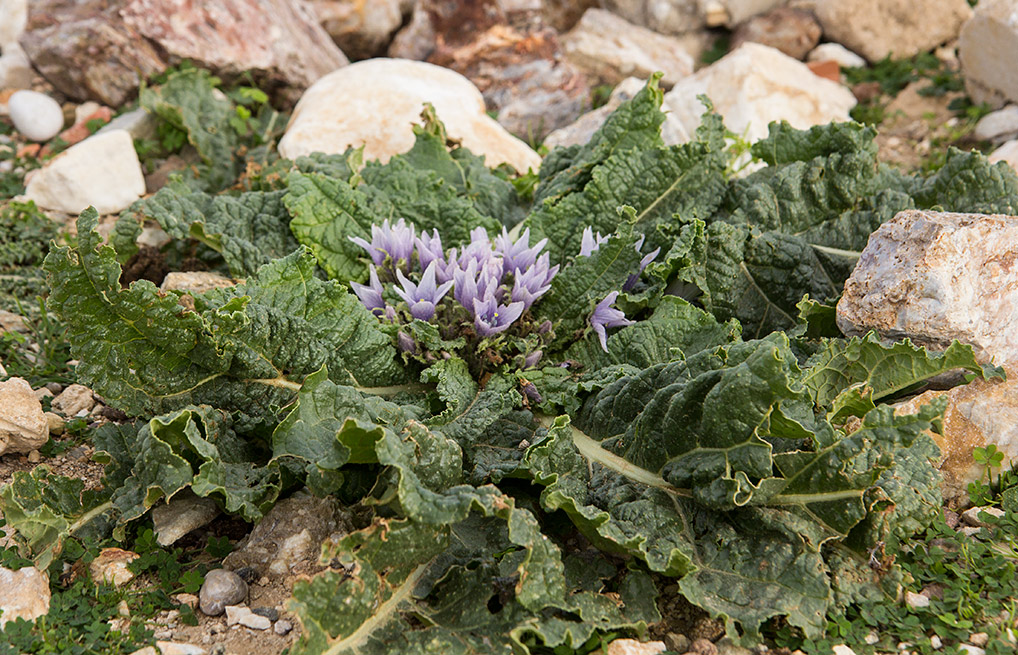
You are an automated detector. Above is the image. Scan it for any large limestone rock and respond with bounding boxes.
[278,58,541,172]
[311,0,403,60]
[894,368,1018,505]
[24,130,145,215]
[0,377,49,456]
[815,0,972,63]
[662,42,856,145]
[561,9,693,87]
[0,566,50,627]
[838,210,1018,365]
[960,0,1018,108]
[20,0,348,107]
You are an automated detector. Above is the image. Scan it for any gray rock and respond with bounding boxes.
[961,506,1005,528]
[974,106,1018,143]
[95,108,158,141]
[251,606,279,621]
[198,569,248,616]
[8,90,64,142]
[0,377,49,455]
[51,384,95,417]
[224,489,351,580]
[561,9,694,87]
[816,0,971,63]
[0,566,50,627]
[153,491,220,547]
[838,210,1018,365]
[960,0,1018,108]
[274,619,293,636]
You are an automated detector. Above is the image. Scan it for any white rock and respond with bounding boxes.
[138,226,173,250]
[960,0,1018,107]
[0,44,33,90]
[279,59,540,173]
[155,641,206,655]
[0,566,51,627]
[224,605,271,630]
[990,140,1018,175]
[603,638,667,655]
[561,9,693,87]
[0,0,27,49]
[815,0,972,63]
[8,90,64,142]
[602,0,703,35]
[52,383,95,417]
[931,635,943,649]
[838,210,1018,365]
[0,377,49,455]
[958,645,985,655]
[864,633,880,645]
[160,272,236,295]
[807,43,866,69]
[663,42,856,145]
[716,0,787,27]
[96,108,158,141]
[961,506,1005,528]
[153,491,220,546]
[24,130,146,215]
[975,105,1018,143]
[969,633,990,648]
[904,591,930,609]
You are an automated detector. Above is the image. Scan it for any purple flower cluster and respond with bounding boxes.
[350,221,559,338]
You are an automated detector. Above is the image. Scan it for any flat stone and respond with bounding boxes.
[0,309,27,332]
[604,638,667,655]
[961,506,1005,528]
[837,210,1018,365]
[8,90,64,142]
[153,491,220,547]
[90,548,140,587]
[807,43,866,69]
[274,619,293,635]
[561,9,693,87]
[714,0,788,27]
[51,383,95,417]
[199,569,248,616]
[0,566,50,627]
[311,0,403,60]
[960,0,1018,108]
[663,42,856,145]
[279,58,540,173]
[224,605,271,630]
[224,489,351,580]
[959,645,986,655]
[974,106,1018,143]
[816,0,972,63]
[172,593,199,610]
[0,377,49,456]
[730,7,822,60]
[160,272,236,295]
[24,129,145,215]
[832,647,857,655]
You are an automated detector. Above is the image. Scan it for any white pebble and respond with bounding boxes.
[8,90,64,142]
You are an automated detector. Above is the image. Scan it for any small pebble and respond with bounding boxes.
[274,619,293,636]
[690,638,718,655]
[199,569,248,616]
[27,449,40,463]
[252,606,279,622]
[905,591,930,609]
[8,90,64,141]
[45,382,63,395]
[931,635,943,649]
[968,633,989,648]
[45,412,65,435]
[35,388,53,400]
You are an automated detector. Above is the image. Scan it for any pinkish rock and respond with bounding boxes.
[730,7,822,61]
[20,0,348,107]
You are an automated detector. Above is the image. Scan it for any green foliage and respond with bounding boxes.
[0,201,60,311]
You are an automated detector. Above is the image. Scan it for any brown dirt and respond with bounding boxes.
[872,81,972,172]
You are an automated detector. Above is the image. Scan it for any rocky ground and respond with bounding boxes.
[4,1,1018,655]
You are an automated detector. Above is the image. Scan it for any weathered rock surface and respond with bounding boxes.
[730,7,821,60]
[90,548,140,587]
[960,0,1018,108]
[894,367,1018,504]
[223,489,351,580]
[199,569,248,616]
[838,210,1018,365]
[0,0,27,49]
[8,90,64,142]
[0,377,49,455]
[807,42,867,70]
[815,0,972,63]
[20,0,348,108]
[975,105,1018,143]
[51,383,95,417]
[225,605,271,630]
[601,0,713,34]
[0,45,33,91]
[543,77,688,149]
[602,638,667,655]
[663,42,856,145]
[311,0,403,60]
[278,58,541,172]
[561,9,693,87]
[95,108,158,141]
[24,130,146,215]
[152,491,220,547]
[0,566,50,627]
[160,272,236,295]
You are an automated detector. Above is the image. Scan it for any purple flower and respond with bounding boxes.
[524,350,543,368]
[590,291,634,352]
[623,235,661,292]
[350,265,385,313]
[349,218,416,270]
[473,290,525,337]
[496,227,548,274]
[453,259,503,308]
[579,227,609,257]
[458,227,495,270]
[394,261,453,321]
[415,229,445,274]
[397,331,417,354]
[510,252,559,308]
